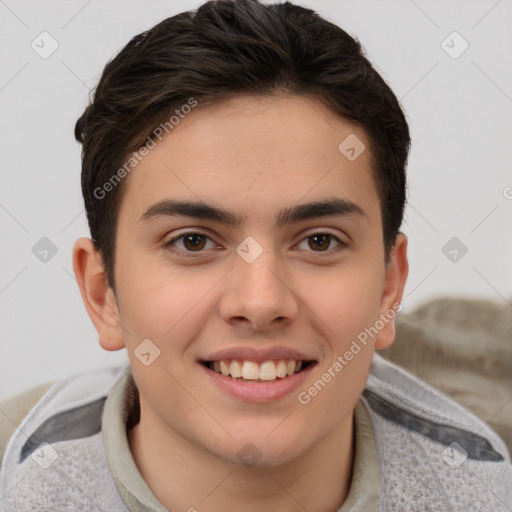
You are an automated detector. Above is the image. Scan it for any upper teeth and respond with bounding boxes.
[211,359,303,381]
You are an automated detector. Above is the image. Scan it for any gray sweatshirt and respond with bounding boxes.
[1,353,511,511]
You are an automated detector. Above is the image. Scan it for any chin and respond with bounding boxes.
[215,431,310,469]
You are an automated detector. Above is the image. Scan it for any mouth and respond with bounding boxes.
[201,358,316,383]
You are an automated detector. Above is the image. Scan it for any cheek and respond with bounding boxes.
[298,271,381,419]
[114,252,222,395]
[116,260,206,431]
[303,261,384,347]
[115,249,200,342]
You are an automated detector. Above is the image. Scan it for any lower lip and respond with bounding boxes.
[199,363,315,403]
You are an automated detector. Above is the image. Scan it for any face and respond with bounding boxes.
[89,93,407,467]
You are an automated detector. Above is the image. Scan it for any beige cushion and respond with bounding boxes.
[380,296,512,456]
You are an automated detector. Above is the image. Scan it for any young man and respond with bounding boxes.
[1,1,510,510]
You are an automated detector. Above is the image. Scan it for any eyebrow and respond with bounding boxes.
[140,197,367,227]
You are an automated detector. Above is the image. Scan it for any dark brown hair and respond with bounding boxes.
[75,0,410,291]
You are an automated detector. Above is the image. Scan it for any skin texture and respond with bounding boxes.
[73,93,408,512]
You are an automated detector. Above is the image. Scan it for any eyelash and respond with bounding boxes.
[164,230,348,257]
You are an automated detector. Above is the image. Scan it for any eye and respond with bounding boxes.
[164,231,216,255]
[297,232,347,253]
[164,230,348,257]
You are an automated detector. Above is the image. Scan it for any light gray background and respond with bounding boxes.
[1,0,511,401]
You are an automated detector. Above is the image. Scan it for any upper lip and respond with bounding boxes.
[201,346,317,364]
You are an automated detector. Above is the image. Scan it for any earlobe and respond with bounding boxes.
[72,237,125,351]
[374,233,409,350]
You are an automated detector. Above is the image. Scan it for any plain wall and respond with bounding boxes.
[1,0,511,401]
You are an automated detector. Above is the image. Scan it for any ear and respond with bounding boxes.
[72,237,125,351]
[374,233,409,350]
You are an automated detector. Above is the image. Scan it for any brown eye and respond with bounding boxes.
[165,232,215,255]
[308,234,331,251]
[182,234,207,251]
[297,232,347,254]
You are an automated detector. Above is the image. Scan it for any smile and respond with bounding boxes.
[204,359,314,382]
[200,359,316,402]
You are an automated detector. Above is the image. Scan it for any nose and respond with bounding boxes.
[218,245,299,332]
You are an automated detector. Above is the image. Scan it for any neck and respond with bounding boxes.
[128,408,355,512]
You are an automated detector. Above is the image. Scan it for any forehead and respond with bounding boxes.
[117,93,379,226]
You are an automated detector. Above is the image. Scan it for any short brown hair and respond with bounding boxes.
[75,0,410,291]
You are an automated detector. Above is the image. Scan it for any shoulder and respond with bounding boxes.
[363,353,512,511]
[4,366,126,458]
[0,381,57,463]
[0,365,130,510]
[1,365,128,462]
[381,296,512,453]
